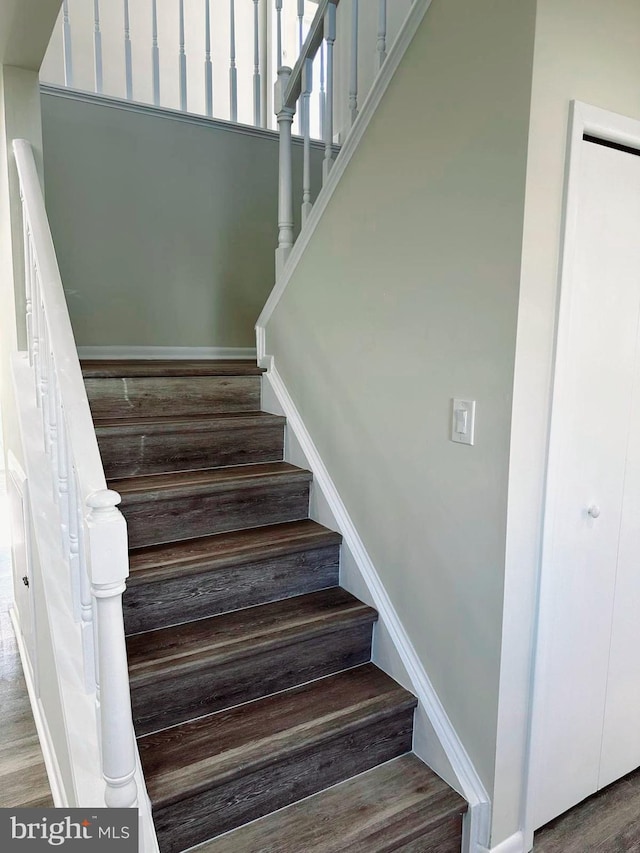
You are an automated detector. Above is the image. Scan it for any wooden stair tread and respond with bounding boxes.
[110,462,311,498]
[138,663,417,808]
[81,359,265,378]
[127,520,342,585]
[127,588,377,679]
[192,755,466,853]
[94,411,285,433]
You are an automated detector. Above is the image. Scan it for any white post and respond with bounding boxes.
[124,0,133,100]
[78,500,96,691]
[253,0,261,126]
[297,0,304,51]
[205,0,213,117]
[56,404,71,555]
[319,41,325,142]
[62,0,74,88]
[275,66,294,277]
[229,0,238,121]
[323,3,336,181]
[67,459,82,622]
[301,58,313,224]
[349,0,359,126]
[152,0,160,106]
[86,490,137,810]
[93,0,103,94]
[275,0,283,69]
[179,0,187,111]
[377,0,387,69]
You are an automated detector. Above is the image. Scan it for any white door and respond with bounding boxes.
[531,136,640,829]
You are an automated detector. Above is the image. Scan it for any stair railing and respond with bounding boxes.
[12,138,138,811]
[275,0,397,275]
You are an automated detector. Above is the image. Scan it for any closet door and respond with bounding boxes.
[532,137,640,830]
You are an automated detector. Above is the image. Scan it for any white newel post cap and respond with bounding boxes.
[86,489,130,586]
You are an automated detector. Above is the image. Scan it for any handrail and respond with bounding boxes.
[12,138,138,810]
[284,0,338,109]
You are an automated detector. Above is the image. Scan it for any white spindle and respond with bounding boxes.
[349,0,358,126]
[253,0,261,126]
[22,210,34,364]
[319,41,326,141]
[40,318,50,446]
[275,0,283,68]
[275,66,294,277]
[152,0,160,105]
[179,0,187,111]
[93,0,103,94]
[48,361,60,495]
[76,510,94,695]
[205,0,213,117]
[87,491,137,809]
[57,405,70,555]
[377,0,387,68]
[323,3,336,181]
[297,0,304,50]
[62,0,74,87]
[302,58,313,224]
[229,0,238,121]
[32,268,41,406]
[67,459,81,621]
[124,0,133,100]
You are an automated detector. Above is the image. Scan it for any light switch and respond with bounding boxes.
[451,399,476,445]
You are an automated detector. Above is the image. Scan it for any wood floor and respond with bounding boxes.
[0,468,53,810]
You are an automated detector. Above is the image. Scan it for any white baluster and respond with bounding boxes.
[67,459,81,621]
[319,41,326,142]
[32,269,41,406]
[124,0,133,100]
[22,207,34,364]
[301,58,313,224]
[93,0,103,94]
[48,360,60,497]
[86,491,137,809]
[297,0,304,50]
[179,0,187,111]
[62,0,74,88]
[323,3,336,181]
[57,404,70,555]
[77,499,95,690]
[275,66,294,277]
[40,319,50,447]
[377,0,387,69]
[253,0,261,126]
[349,0,358,126]
[229,0,238,121]
[152,0,160,106]
[275,0,283,69]
[205,0,213,117]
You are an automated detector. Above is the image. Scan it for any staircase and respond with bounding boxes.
[82,358,466,853]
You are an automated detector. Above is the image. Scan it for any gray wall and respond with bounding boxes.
[265,0,536,797]
[41,90,321,348]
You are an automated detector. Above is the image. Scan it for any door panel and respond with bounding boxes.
[532,140,640,829]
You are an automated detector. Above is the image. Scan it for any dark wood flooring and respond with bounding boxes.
[534,765,640,851]
[0,467,53,809]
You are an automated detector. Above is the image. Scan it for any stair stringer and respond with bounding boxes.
[261,357,491,853]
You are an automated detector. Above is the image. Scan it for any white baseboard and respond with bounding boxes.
[486,831,526,853]
[9,607,68,807]
[261,359,491,852]
[76,346,257,361]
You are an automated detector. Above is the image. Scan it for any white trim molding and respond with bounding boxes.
[485,830,526,853]
[10,607,68,807]
[524,100,640,847]
[255,0,433,350]
[262,358,491,852]
[76,345,257,361]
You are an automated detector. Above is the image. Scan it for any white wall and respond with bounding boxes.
[493,0,640,847]
[40,88,322,347]
[264,0,535,797]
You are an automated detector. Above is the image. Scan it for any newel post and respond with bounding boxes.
[86,490,138,809]
[275,66,294,278]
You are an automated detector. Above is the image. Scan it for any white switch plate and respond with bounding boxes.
[451,398,476,445]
